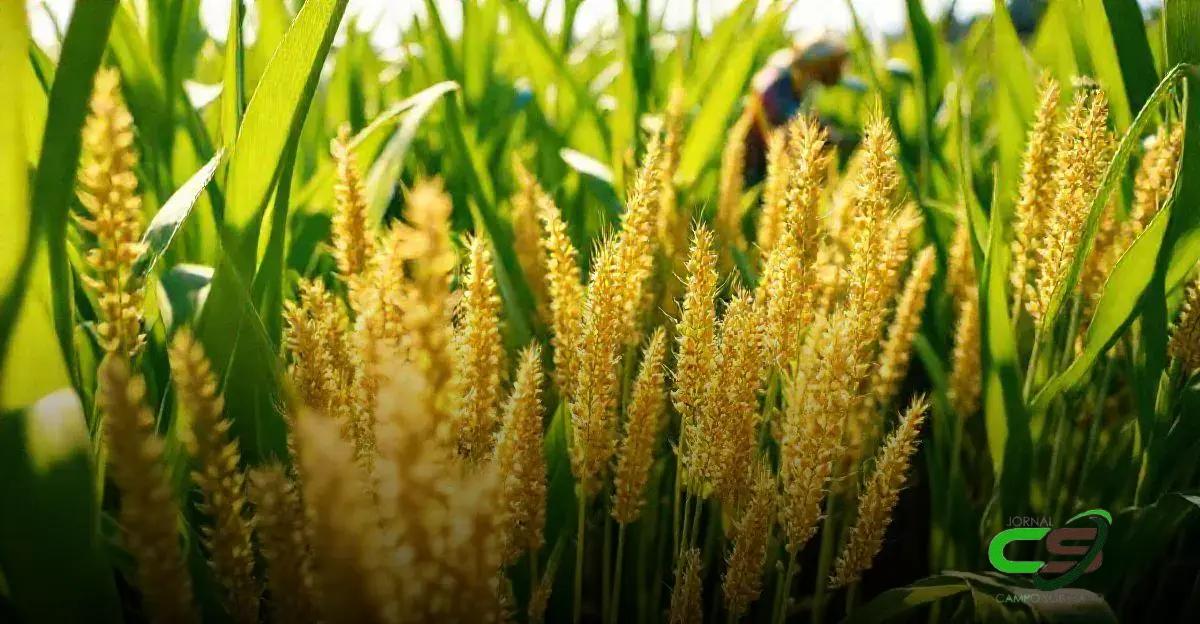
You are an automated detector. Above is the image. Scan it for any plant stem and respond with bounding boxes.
[773,554,796,624]
[811,495,839,624]
[529,553,540,620]
[575,494,587,624]
[610,524,626,624]
[602,515,612,624]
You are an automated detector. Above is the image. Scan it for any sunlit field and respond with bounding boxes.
[3,1,1200,622]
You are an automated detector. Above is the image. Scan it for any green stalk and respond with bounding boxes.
[773,554,797,624]
[811,498,840,623]
[609,524,626,624]
[602,515,613,623]
[575,493,588,624]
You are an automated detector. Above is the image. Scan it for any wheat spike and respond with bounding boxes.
[1129,127,1184,237]
[247,464,318,624]
[831,396,929,588]
[569,140,665,497]
[778,312,859,554]
[612,328,669,524]
[872,247,936,413]
[1010,78,1061,313]
[1029,88,1113,323]
[757,117,829,368]
[98,357,196,623]
[1170,277,1200,374]
[496,344,548,563]
[395,180,458,414]
[535,184,585,397]
[948,287,982,416]
[755,128,792,254]
[716,112,753,267]
[711,292,767,506]
[76,69,147,358]
[722,462,776,618]
[295,410,388,623]
[947,223,975,304]
[512,159,551,319]
[168,331,259,624]
[331,123,376,283]
[453,235,506,460]
[674,225,719,491]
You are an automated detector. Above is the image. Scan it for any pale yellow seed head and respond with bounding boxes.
[246,464,318,624]
[1170,277,1200,374]
[496,344,547,563]
[331,123,376,282]
[169,330,259,624]
[512,158,551,319]
[612,328,669,524]
[77,68,147,358]
[1029,88,1113,323]
[1011,78,1061,313]
[98,356,197,624]
[831,396,929,588]
[535,185,585,397]
[453,235,505,461]
[872,247,936,414]
[948,287,982,417]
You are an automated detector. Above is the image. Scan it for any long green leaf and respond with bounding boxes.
[133,149,225,278]
[676,4,786,185]
[0,0,119,398]
[221,0,349,274]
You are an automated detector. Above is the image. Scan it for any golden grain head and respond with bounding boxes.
[612,327,669,524]
[1170,277,1200,374]
[98,356,198,624]
[831,395,929,588]
[496,344,547,563]
[77,68,147,358]
[948,287,982,417]
[453,235,506,461]
[168,330,259,624]
[331,123,375,280]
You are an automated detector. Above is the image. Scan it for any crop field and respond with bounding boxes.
[2,0,1200,622]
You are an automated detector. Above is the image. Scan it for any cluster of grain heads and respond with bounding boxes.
[831,396,929,588]
[569,135,664,499]
[1010,77,1061,315]
[97,357,197,623]
[76,69,147,358]
[168,331,259,624]
[756,117,829,369]
[1028,87,1114,323]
